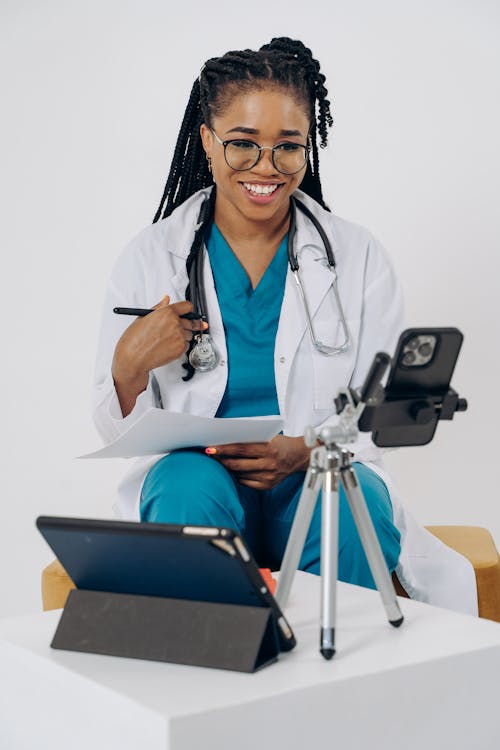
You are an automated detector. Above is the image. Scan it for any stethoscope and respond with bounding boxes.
[187,194,351,372]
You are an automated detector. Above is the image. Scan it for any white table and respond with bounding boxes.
[1,572,500,749]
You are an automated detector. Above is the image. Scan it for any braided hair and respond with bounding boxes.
[156,38,334,380]
[153,37,333,222]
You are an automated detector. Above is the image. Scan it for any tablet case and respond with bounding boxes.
[38,515,293,671]
[52,588,280,673]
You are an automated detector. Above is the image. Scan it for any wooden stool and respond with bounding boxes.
[426,526,500,621]
[41,526,500,621]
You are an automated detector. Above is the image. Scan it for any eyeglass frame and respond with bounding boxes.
[209,128,311,175]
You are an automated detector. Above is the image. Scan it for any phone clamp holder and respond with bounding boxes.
[275,353,404,659]
[359,388,467,435]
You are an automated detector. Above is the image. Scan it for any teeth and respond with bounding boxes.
[243,183,279,196]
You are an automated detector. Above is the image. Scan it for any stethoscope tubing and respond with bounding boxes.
[191,192,351,356]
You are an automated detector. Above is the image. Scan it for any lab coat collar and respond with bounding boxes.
[164,188,213,299]
[167,186,337,308]
[162,186,337,261]
[160,187,213,260]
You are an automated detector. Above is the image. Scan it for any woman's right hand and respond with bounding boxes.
[111,295,206,416]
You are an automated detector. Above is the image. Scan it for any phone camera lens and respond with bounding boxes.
[406,337,420,350]
[418,342,432,357]
[402,351,416,365]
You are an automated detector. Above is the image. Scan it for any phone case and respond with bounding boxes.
[384,327,463,397]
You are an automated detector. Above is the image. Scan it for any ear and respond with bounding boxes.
[200,123,213,156]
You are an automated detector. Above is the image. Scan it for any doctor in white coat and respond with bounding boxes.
[93,37,477,615]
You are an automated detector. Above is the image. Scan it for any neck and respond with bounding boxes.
[213,193,290,246]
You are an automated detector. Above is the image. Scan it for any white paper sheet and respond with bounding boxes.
[79,409,284,459]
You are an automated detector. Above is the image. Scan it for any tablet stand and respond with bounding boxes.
[275,354,404,659]
[52,589,280,673]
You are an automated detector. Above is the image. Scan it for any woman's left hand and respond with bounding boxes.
[206,435,312,490]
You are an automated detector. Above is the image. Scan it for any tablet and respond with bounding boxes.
[36,516,296,652]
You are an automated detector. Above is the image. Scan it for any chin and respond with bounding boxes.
[234,187,293,220]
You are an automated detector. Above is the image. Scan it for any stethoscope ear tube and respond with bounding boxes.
[196,234,207,323]
[292,197,336,269]
[292,269,350,356]
[287,198,299,272]
[187,191,216,323]
[185,192,220,373]
[290,197,350,356]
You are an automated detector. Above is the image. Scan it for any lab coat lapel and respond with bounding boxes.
[170,268,189,299]
[167,187,212,255]
[165,187,213,300]
[276,213,335,366]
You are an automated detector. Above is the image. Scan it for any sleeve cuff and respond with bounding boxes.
[93,371,159,443]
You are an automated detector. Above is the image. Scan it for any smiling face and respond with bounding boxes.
[200,86,310,227]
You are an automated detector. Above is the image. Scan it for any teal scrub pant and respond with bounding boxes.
[140,451,401,589]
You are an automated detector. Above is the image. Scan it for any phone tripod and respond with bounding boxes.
[275,355,404,659]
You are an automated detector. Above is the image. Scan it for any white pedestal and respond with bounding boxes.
[2,572,500,749]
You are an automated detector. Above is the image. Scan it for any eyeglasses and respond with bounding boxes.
[210,129,309,175]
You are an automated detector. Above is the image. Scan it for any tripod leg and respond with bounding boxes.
[275,464,322,609]
[341,464,404,627]
[320,466,339,659]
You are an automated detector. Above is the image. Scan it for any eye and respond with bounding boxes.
[230,140,258,150]
[277,143,303,152]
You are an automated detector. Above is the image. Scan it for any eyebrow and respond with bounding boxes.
[225,126,304,137]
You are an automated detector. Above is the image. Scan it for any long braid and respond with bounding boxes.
[153,80,213,223]
[153,37,334,222]
[260,38,333,209]
[259,37,334,145]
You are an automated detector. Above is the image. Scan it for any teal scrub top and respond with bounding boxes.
[206,223,288,418]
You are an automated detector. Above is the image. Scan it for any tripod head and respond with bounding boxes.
[305,352,392,449]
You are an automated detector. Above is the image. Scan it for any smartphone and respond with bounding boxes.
[359,327,464,447]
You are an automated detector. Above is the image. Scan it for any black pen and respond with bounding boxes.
[113,307,203,320]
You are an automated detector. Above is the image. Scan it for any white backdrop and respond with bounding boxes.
[1,0,498,617]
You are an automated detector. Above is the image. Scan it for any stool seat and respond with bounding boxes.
[41,526,500,622]
[426,526,500,622]
[41,559,76,611]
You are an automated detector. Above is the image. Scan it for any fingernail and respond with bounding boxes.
[205,447,217,455]
[202,321,209,330]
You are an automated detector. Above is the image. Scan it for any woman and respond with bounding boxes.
[93,37,477,613]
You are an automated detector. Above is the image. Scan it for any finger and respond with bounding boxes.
[179,318,207,334]
[170,300,194,317]
[235,470,276,481]
[170,301,208,334]
[205,442,269,458]
[152,294,170,310]
[218,457,269,472]
[237,477,273,490]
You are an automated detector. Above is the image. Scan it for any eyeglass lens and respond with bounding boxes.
[224,141,307,174]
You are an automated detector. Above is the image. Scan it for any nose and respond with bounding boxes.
[251,146,279,176]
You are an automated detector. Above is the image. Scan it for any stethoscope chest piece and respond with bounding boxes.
[189,332,219,371]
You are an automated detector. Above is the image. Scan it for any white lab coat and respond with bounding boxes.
[93,187,478,616]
